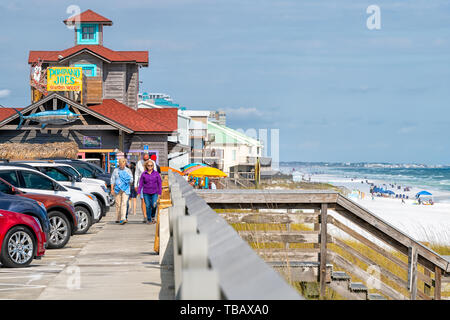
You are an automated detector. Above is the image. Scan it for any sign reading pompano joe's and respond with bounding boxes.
[47,67,83,91]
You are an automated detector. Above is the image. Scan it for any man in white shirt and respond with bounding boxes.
[135,153,150,222]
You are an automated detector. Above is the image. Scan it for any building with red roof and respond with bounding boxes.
[29,9,148,109]
[0,10,179,170]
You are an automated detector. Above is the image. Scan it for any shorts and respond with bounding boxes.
[130,187,137,199]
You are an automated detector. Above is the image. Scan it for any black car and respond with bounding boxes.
[0,191,50,236]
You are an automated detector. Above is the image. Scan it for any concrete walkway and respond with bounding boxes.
[37,208,174,300]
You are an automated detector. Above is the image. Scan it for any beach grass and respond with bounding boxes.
[259,179,347,194]
[223,216,450,300]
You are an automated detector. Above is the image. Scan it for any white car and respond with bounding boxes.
[14,161,111,218]
[0,165,101,234]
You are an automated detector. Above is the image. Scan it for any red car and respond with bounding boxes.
[0,177,78,249]
[0,209,46,268]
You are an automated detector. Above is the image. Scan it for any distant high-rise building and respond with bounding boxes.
[209,110,226,126]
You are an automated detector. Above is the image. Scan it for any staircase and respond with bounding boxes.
[329,270,387,300]
[270,262,387,300]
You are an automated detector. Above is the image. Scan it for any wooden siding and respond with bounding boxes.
[85,78,103,104]
[126,64,138,109]
[103,63,126,103]
[125,134,169,166]
[69,53,103,79]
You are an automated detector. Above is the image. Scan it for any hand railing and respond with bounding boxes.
[163,171,303,300]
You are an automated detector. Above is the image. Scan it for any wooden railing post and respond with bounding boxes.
[434,266,441,300]
[424,268,431,296]
[408,246,418,300]
[319,203,328,298]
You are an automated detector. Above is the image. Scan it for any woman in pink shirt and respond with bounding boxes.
[137,160,162,224]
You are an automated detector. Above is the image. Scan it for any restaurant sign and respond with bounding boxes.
[47,67,83,91]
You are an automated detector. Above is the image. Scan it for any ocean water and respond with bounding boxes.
[280,164,450,199]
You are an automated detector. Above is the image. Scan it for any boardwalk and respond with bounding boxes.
[0,207,174,300]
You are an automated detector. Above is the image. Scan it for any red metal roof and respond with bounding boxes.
[64,9,112,25]
[29,45,148,65]
[0,108,22,122]
[89,100,177,132]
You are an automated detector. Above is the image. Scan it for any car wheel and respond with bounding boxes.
[97,199,105,220]
[0,226,35,268]
[47,211,71,249]
[74,206,92,235]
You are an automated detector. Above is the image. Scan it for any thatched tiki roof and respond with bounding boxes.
[0,142,79,160]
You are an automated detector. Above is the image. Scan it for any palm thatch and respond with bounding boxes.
[0,142,78,160]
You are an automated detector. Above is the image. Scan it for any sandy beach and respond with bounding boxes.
[292,172,450,245]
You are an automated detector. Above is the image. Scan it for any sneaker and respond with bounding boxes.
[119,220,126,225]
[115,221,119,224]
[142,220,147,224]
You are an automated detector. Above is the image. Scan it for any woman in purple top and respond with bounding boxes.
[138,160,162,224]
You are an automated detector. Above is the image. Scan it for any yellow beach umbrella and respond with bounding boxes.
[188,167,227,178]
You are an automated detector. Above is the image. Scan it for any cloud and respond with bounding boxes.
[0,89,11,98]
[398,126,415,134]
[367,37,413,49]
[223,107,265,118]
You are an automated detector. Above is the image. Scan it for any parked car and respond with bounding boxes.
[40,158,111,188]
[0,177,77,249]
[0,190,49,236]
[0,165,101,235]
[0,209,46,268]
[13,161,111,218]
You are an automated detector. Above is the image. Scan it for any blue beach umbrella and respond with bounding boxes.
[416,190,432,197]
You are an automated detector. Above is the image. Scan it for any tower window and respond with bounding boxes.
[77,24,99,45]
[82,26,95,40]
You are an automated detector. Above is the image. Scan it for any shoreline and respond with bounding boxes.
[279,167,450,245]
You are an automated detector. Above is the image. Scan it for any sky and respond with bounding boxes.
[0,0,449,164]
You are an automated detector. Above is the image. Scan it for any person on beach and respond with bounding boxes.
[126,162,137,219]
[111,158,133,225]
[135,153,150,223]
[138,160,162,224]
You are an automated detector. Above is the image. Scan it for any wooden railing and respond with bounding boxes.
[165,172,303,300]
[197,190,450,300]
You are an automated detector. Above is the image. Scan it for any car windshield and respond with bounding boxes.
[59,166,82,179]
[84,162,105,174]
[70,163,95,178]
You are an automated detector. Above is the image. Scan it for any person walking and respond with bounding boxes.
[135,153,150,223]
[138,160,162,224]
[111,158,133,225]
[126,162,137,219]
[150,154,161,173]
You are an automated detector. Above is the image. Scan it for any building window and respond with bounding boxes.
[75,64,97,77]
[77,24,99,45]
[82,25,95,39]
